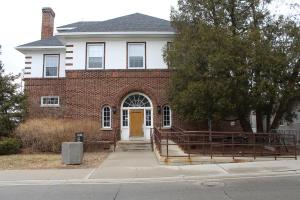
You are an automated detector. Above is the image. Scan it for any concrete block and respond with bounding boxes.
[62,142,83,165]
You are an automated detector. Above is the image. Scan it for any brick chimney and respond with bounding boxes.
[41,7,55,39]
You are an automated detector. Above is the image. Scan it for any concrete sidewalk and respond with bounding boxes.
[0,151,299,183]
[89,151,300,180]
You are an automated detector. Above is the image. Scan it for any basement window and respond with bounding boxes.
[41,96,59,107]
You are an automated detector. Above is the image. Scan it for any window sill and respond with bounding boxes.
[101,128,112,131]
[40,105,60,108]
[128,67,145,69]
[86,68,104,70]
[161,126,171,130]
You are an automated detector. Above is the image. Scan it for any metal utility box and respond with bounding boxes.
[61,142,83,165]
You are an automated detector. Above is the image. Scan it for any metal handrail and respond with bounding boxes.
[152,126,297,160]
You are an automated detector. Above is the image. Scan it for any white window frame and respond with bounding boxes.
[145,109,152,127]
[40,96,60,107]
[122,109,129,127]
[102,106,111,129]
[163,105,172,128]
[127,42,146,69]
[44,54,59,78]
[87,43,105,69]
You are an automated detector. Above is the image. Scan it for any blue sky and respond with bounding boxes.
[0,0,298,75]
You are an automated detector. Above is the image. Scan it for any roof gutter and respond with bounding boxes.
[56,31,176,37]
[15,46,65,52]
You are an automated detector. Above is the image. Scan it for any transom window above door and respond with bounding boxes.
[44,54,59,77]
[86,43,105,69]
[123,94,151,108]
[127,43,146,69]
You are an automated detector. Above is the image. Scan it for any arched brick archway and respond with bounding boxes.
[114,85,159,108]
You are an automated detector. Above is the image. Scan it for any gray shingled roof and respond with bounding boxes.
[17,36,64,48]
[57,13,175,33]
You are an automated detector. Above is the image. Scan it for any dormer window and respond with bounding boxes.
[127,42,146,69]
[44,54,59,77]
[86,43,105,69]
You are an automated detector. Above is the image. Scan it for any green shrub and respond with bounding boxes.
[0,138,21,155]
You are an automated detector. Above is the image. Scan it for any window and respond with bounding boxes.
[102,106,111,128]
[146,109,151,127]
[163,105,171,127]
[41,96,59,107]
[127,43,145,68]
[44,55,59,77]
[123,94,151,108]
[87,43,105,69]
[167,42,174,68]
[279,119,285,126]
[167,42,174,51]
[122,110,128,127]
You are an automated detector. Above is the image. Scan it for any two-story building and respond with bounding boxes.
[16,8,180,141]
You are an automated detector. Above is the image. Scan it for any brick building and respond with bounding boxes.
[16,8,241,141]
[16,8,186,140]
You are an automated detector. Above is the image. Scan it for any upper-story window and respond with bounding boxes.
[127,43,146,69]
[167,42,174,68]
[87,43,105,69]
[44,54,59,77]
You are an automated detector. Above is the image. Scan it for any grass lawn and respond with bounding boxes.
[0,152,109,170]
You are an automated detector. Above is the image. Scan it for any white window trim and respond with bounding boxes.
[40,96,60,107]
[127,42,146,69]
[122,109,129,128]
[102,106,112,129]
[162,105,172,128]
[87,43,105,69]
[44,55,59,78]
[145,109,152,127]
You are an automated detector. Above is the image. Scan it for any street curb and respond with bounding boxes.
[0,170,299,186]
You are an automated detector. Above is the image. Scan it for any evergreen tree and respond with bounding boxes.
[0,62,26,136]
[165,0,300,132]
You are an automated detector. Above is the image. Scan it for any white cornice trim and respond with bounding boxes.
[16,46,65,49]
[56,27,76,31]
[56,31,176,37]
[15,46,65,54]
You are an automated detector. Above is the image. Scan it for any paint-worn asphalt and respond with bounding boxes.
[0,175,299,200]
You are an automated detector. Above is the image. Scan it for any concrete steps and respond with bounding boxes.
[116,140,152,152]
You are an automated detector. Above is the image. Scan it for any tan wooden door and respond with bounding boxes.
[130,109,144,137]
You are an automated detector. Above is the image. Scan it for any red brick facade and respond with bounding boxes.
[24,69,241,132]
[41,7,55,39]
[25,70,182,131]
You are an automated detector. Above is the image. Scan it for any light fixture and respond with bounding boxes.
[157,105,161,114]
[112,106,117,114]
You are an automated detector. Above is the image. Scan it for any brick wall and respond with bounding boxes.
[41,7,55,39]
[64,69,172,131]
[24,69,242,132]
[24,78,66,118]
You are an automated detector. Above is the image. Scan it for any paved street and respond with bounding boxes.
[0,152,299,182]
[0,175,299,200]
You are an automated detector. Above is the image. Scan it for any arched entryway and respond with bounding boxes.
[120,92,153,140]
